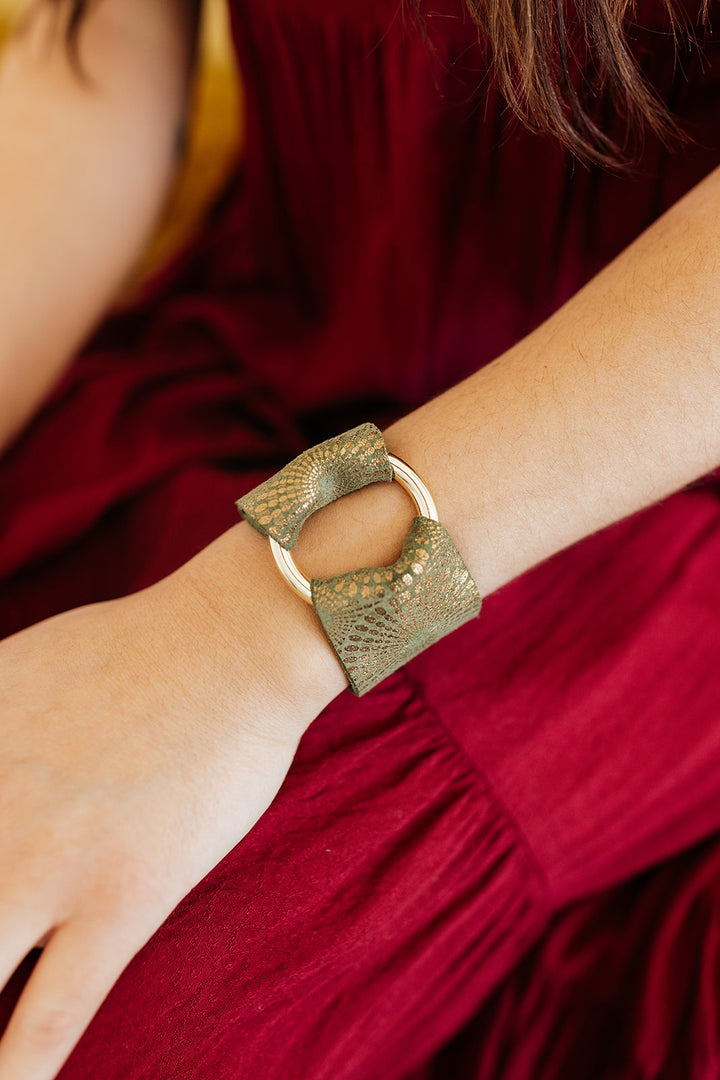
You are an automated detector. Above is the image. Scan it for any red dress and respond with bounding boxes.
[2,1,720,1076]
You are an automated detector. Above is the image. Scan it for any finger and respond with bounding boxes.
[0,898,53,994]
[0,915,153,1080]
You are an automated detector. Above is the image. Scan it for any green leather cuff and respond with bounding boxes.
[311,516,482,696]
[236,422,393,550]
[236,424,483,696]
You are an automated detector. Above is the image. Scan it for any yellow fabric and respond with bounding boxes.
[0,0,244,301]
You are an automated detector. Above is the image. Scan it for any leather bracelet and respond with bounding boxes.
[236,423,482,696]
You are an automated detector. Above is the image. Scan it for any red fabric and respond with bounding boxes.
[2,1,720,1076]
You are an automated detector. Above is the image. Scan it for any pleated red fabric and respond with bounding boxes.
[2,0,720,1076]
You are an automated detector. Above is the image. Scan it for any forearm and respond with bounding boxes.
[0,0,198,453]
[301,161,720,598]
[167,161,720,726]
[382,163,720,596]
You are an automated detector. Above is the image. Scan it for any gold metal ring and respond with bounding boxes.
[268,454,439,603]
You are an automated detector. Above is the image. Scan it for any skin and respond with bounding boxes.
[0,0,720,1077]
[0,0,200,450]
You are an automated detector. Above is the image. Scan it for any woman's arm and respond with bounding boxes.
[183,159,720,713]
[0,0,199,453]
[1,109,718,1080]
[381,161,720,599]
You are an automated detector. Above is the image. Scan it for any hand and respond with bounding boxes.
[0,569,308,1080]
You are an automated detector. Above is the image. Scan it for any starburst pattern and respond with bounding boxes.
[236,423,393,550]
[312,517,482,696]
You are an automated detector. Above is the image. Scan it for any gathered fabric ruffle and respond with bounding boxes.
[425,835,720,1080]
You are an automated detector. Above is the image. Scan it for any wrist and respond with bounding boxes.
[158,520,349,738]
[291,468,416,582]
[233,431,484,698]
[166,419,490,728]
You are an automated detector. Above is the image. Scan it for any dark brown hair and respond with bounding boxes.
[412,0,710,166]
[49,0,709,167]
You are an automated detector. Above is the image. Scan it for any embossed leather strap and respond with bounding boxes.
[236,424,482,696]
[311,516,482,696]
[236,422,393,550]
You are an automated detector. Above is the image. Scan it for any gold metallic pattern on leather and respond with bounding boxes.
[236,423,394,550]
[311,516,482,696]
